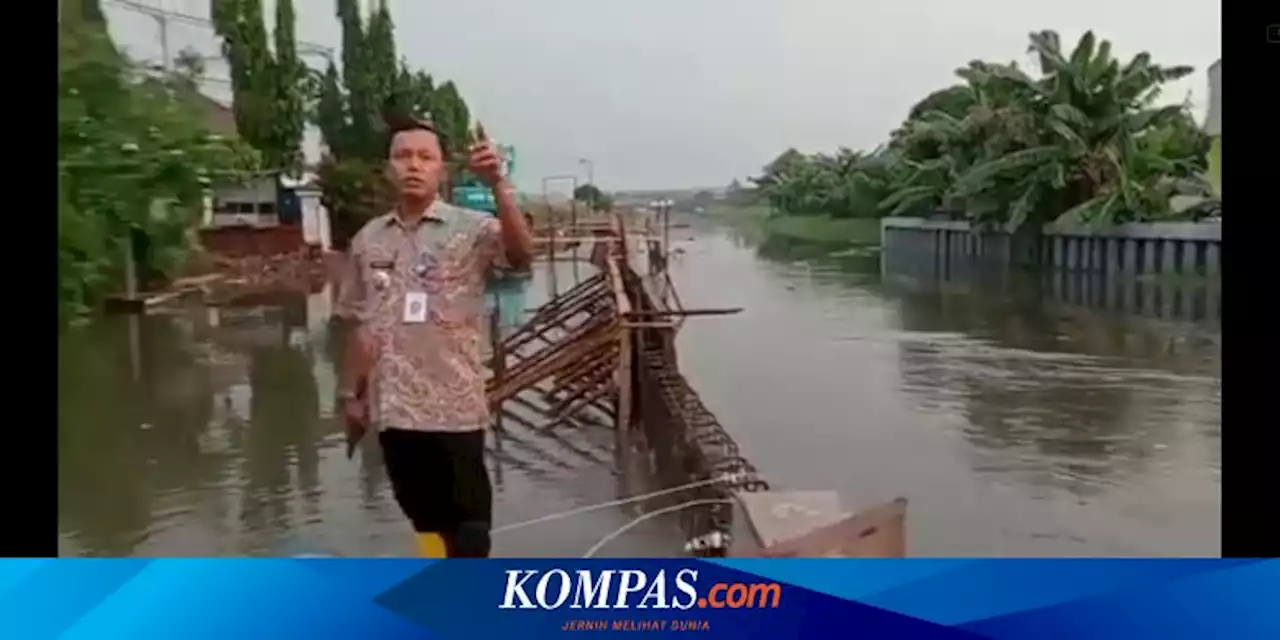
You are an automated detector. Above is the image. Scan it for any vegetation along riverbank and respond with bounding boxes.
[58,0,486,327]
[59,0,258,325]
[714,30,1218,252]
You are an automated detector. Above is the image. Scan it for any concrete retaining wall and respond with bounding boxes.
[880,218,1222,323]
[881,218,1221,277]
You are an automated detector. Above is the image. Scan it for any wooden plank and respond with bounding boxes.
[737,491,848,548]
[103,288,194,314]
[105,271,227,314]
[607,259,632,317]
[498,312,615,385]
[624,307,743,318]
[731,492,907,558]
[172,273,226,289]
[533,236,632,243]
[607,256,633,432]
[489,309,507,434]
[143,289,190,307]
[102,296,146,314]
[487,323,620,406]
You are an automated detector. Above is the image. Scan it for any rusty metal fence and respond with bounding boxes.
[487,212,770,557]
[620,265,770,557]
[486,211,907,558]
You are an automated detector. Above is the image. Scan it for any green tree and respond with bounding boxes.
[934,31,1205,228]
[313,0,478,247]
[724,178,760,206]
[335,0,376,160]
[754,30,1210,230]
[59,3,259,324]
[573,183,612,212]
[431,81,472,159]
[210,0,305,173]
[752,147,902,218]
[271,0,306,171]
[314,60,347,156]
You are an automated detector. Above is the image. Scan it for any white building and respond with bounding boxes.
[201,172,333,253]
[205,175,280,228]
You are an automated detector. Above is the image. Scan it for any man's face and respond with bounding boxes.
[387,128,444,199]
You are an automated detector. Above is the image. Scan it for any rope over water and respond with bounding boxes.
[491,472,752,534]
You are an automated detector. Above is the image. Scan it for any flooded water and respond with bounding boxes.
[58,225,1221,557]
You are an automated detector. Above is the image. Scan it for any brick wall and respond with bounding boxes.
[199,224,305,258]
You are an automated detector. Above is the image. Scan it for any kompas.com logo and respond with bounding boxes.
[498,568,783,610]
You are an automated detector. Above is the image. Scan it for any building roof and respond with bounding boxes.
[136,78,239,138]
[188,91,238,138]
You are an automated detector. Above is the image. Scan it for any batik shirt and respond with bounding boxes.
[336,201,511,432]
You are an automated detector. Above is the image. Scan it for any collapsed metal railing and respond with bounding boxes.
[484,211,909,558]
[485,213,766,556]
[619,266,769,556]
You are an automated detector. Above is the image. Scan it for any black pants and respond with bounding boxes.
[378,428,493,558]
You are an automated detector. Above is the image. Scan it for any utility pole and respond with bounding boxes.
[155,12,170,71]
[122,8,172,307]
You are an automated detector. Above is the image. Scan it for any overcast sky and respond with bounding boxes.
[105,0,1221,192]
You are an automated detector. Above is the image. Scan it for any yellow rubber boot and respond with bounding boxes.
[415,532,448,558]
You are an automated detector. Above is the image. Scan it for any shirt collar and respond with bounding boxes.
[386,201,446,228]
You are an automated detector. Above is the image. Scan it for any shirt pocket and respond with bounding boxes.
[427,242,483,325]
[360,248,399,312]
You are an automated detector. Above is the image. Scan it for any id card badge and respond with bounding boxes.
[403,291,429,324]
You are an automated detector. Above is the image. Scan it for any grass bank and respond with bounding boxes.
[764,215,881,245]
[706,204,881,245]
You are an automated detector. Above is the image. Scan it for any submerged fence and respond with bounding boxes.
[881,217,1222,323]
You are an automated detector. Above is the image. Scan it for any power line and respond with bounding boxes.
[103,0,331,91]
[125,59,234,86]
[104,0,334,60]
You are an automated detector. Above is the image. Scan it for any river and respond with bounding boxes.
[57,224,1221,557]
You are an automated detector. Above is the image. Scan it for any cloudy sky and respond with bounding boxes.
[104,0,1221,192]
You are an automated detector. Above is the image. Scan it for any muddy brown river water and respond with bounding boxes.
[57,225,1220,557]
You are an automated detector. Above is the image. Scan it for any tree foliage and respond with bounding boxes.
[752,30,1212,230]
[723,178,760,206]
[210,0,305,173]
[312,0,478,248]
[59,2,260,324]
[573,183,613,212]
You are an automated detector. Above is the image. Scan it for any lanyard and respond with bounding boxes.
[391,227,441,287]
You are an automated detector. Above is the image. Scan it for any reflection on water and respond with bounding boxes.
[58,270,680,558]
[668,228,1218,556]
[59,227,1220,557]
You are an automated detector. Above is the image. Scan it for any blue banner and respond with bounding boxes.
[3,559,1276,639]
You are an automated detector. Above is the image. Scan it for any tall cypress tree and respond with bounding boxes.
[316,0,478,247]
[211,0,304,174]
[271,0,305,173]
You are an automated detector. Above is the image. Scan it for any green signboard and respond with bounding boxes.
[451,144,515,213]
[452,143,529,330]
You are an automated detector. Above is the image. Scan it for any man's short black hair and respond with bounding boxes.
[385,116,447,159]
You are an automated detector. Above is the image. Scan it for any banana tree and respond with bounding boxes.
[945,30,1203,229]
